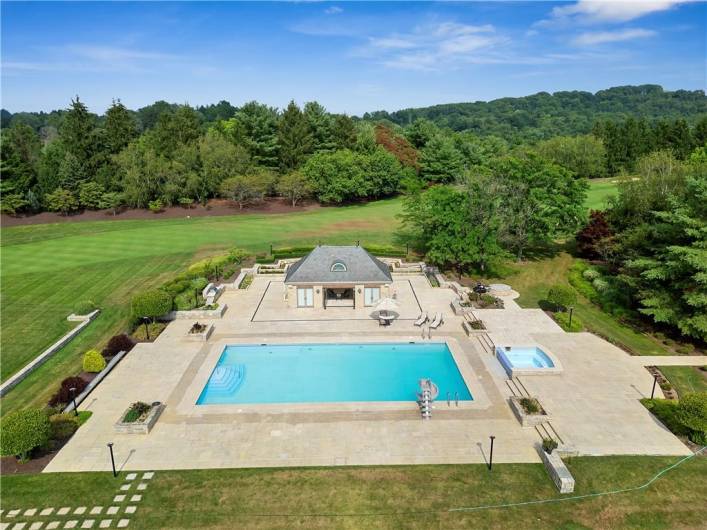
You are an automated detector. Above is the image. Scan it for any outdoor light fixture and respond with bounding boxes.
[107,442,117,477]
[488,435,496,471]
[70,387,78,417]
[651,374,659,399]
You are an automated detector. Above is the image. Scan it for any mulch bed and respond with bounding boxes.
[1,197,318,227]
[0,439,68,475]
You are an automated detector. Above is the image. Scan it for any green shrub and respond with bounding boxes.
[148,199,163,213]
[227,248,249,264]
[582,268,600,281]
[49,413,79,441]
[363,244,407,257]
[174,291,200,311]
[519,397,540,414]
[255,255,276,264]
[239,274,253,289]
[72,300,97,315]
[131,289,172,320]
[191,277,209,291]
[0,409,51,462]
[82,349,106,373]
[163,279,192,297]
[592,278,610,293]
[547,284,577,311]
[641,398,687,435]
[542,438,558,454]
[123,402,151,423]
[676,392,707,442]
[553,311,583,332]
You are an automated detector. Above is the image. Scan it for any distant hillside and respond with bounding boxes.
[363,85,707,142]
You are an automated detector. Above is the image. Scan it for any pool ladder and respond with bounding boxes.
[419,388,432,419]
[446,391,459,407]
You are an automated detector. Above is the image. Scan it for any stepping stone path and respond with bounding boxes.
[1,472,154,530]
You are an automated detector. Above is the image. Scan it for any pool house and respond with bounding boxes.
[283,245,393,309]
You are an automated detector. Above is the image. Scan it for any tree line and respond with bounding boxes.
[1,88,705,215]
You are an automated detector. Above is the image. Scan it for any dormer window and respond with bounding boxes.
[331,262,347,272]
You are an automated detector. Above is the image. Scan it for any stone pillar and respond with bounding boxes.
[355,284,364,308]
[285,285,296,308]
[313,285,324,308]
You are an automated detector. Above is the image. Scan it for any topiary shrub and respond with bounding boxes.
[48,376,88,407]
[131,289,173,322]
[553,312,583,332]
[82,349,106,373]
[547,285,577,312]
[72,300,97,316]
[0,409,51,462]
[102,334,135,359]
[676,392,707,444]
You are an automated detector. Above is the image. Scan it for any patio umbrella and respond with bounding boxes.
[375,297,399,312]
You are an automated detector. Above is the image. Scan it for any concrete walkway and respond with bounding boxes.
[633,356,707,366]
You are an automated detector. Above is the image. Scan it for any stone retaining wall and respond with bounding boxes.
[64,350,127,413]
[540,449,575,493]
[0,309,101,397]
[164,304,227,320]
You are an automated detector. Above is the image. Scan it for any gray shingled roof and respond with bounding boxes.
[285,246,392,284]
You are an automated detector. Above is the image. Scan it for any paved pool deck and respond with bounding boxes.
[45,274,692,473]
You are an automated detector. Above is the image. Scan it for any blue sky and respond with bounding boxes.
[1,1,705,115]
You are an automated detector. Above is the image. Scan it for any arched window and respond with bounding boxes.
[331,262,347,272]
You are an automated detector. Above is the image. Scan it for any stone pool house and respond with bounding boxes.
[284,245,393,309]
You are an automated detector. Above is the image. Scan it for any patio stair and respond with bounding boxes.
[208,364,246,394]
[475,333,495,354]
[506,377,530,398]
[535,422,565,446]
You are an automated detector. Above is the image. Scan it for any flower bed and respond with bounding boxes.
[185,321,214,342]
[509,396,550,427]
[114,401,164,434]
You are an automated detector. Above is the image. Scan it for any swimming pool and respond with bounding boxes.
[197,342,472,404]
[495,345,557,377]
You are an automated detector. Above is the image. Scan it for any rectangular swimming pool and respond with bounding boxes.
[197,342,473,404]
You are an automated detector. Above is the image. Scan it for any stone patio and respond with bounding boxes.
[44,271,691,473]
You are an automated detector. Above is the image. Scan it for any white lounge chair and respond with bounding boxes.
[414,312,428,326]
[429,312,444,329]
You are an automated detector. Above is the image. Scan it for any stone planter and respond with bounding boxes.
[185,322,214,342]
[509,396,550,427]
[114,402,165,434]
[165,303,227,320]
[540,449,575,493]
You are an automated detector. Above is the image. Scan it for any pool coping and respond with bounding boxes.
[494,343,564,378]
[174,335,491,415]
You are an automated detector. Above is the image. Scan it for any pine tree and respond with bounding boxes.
[105,99,138,154]
[419,135,463,183]
[331,115,357,150]
[303,102,335,153]
[278,100,313,171]
[60,96,96,170]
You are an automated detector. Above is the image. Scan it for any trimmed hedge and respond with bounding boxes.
[131,289,173,320]
[676,392,707,444]
[547,284,577,311]
[49,413,79,441]
[363,244,407,258]
[82,349,106,373]
[0,409,51,462]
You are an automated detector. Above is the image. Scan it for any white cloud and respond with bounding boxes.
[324,6,342,15]
[353,22,503,71]
[572,28,657,45]
[541,0,692,26]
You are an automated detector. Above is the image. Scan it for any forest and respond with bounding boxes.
[1,85,705,217]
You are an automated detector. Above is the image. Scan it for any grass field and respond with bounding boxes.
[658,366,707,397]
[1,455,705,529]
[585,177,620,211]
[0,199,402,414]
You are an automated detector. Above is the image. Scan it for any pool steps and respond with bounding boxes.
[208,365,246,395]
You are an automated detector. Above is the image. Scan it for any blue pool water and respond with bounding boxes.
[496,346,554,370]
[197,342,472,404]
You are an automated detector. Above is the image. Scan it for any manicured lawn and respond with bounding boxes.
[1,456,705,529]
[658,366,707,397]
[481,252,674,357]
[585,177,620,211]
[0,199,402,414]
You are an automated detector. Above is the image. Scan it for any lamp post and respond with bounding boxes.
[143,317,150,341]
[651,374,659,399]
[107,442,117,477]
[69,387,78,417]
[488,435,495,471]
[568,306,574,328]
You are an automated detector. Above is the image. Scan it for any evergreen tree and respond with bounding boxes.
[278,100,313,171]
[331,114,357,150]
[104,99,138,154]
[231,101,279,169]
[0,123,41,193]
[419,135,464,183]
[60,96,96,173]
[303,102,335,152]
